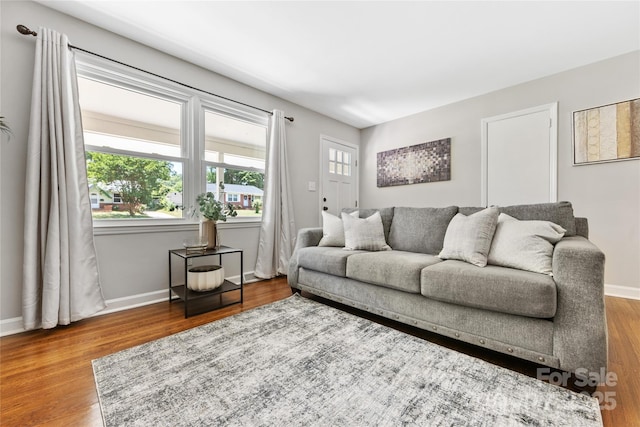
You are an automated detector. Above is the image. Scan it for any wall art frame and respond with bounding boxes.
[377,138,451,187]
[573,98,640,165]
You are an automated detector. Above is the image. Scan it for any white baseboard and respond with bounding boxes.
[0,317,24,337]
[605,283,640,300]
[0,272,260,337]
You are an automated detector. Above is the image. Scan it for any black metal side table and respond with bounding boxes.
[168,245,244,318]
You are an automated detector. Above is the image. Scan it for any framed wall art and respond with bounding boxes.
[377,138,450,187]
[573,98,640,165]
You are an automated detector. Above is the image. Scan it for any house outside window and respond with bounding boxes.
[75,53,268,227]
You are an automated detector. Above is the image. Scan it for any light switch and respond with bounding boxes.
[308,181,317,192]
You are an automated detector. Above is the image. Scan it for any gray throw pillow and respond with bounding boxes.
[342,211,391,251]
[438,206,499,267]
[487,213,566,275]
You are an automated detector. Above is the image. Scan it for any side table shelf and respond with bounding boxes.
[168,246,244,318]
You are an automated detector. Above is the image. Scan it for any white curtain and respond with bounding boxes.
[23,28,106,330]
[255,110,296,278]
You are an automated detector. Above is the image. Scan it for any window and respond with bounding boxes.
[204,109,267,218]
[78,73,185,220]
[329,148,352,176]
[75,54,269,226]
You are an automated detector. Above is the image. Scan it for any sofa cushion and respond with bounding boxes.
[346,251,441,293]
[421,260,557,318]
[342,211,391,251]
[388,206,458,254]
[297,246,363,277]
[318,210,358,247]
[487,213,566,275]
[438,207,499,267]
[459,201,576,237]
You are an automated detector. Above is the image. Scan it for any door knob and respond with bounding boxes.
[323,197,327,202]
[323,206,328,211]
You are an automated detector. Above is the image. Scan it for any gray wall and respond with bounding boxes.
[0,0,359,321]
[360,51,640,291]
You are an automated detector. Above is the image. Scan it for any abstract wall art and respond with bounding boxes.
[377,138,451,187]
[573,98,640,165]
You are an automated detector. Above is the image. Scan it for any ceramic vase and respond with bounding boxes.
[200,219,218,249]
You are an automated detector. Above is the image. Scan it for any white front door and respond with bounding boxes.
[320,136,358,216]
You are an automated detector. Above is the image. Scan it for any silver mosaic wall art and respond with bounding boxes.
[377,138,451,187]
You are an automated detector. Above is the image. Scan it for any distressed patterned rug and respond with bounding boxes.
[93,294,602,426]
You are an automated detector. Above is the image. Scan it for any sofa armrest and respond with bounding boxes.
[293,227,323,252]
[575,217,589,239]
[552,236,607,377]
[288,228,323,288]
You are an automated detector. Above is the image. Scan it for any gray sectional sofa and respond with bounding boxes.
[288,202,607,379]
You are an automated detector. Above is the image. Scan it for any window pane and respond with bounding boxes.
[205,166,264,218]
[329,148,336,161]
[344,152,351,165]
[344,165,350,176]
[203,110,266,219]
[78,77,182,156]
[336,163,343,175]
[204,110,266,163]
[86,152,183,220]
[329,161,335,174]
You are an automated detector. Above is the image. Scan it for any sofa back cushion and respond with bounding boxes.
[459,201,577,236]
[388,206,458,254]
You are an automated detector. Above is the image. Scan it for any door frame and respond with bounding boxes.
[319,134,359,222]
[480,102,558,207]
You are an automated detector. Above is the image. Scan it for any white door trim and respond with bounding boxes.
[319,135,359,222]
[480,102,558,207]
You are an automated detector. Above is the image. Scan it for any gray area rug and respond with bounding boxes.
[93,295,602,426]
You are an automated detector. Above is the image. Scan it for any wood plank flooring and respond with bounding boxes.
[1,277,638,426]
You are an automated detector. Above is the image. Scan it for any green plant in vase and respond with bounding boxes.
[196,190,237,249]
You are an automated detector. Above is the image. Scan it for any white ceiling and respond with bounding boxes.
[38,1,640,129]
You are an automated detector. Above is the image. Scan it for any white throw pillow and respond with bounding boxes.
[487,213,566,275]
[342,211,391,251]
[318,210,359,247]
[438,207,499,267]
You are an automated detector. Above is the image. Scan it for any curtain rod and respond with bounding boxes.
[16,25,294,122]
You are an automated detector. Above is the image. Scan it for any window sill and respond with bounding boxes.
[92,218,262,236]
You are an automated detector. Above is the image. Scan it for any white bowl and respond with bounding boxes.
[187,265,225,291]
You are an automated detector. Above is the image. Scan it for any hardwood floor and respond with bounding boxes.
[1,278,638,426]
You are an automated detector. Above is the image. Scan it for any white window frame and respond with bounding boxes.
[75,53,269,235]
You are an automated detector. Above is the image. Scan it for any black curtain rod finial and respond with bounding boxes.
[17,24,37,37]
